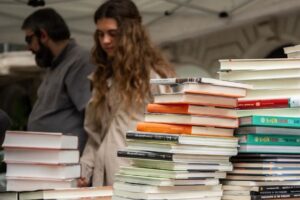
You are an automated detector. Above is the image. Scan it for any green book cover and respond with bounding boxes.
[239,115,300,128]
[238,134,300,146]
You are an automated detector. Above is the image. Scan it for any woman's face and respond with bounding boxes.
[96,18,119,58]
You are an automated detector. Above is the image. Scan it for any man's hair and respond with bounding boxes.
[22,8,70,41]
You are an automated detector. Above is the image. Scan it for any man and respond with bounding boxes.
[22,8,94,154]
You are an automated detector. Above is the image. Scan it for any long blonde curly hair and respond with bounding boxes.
[91,0,174,109]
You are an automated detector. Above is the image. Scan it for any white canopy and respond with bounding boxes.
[1,0,300,48]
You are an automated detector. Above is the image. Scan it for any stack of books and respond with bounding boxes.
[112,77,251,200]
[284,44,300,58]
[2,131,80,192]
[219,57,300,199]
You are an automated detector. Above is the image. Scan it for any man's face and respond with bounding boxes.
[24,29,40,54]
[96,18,119,58]
[24,29,53,68]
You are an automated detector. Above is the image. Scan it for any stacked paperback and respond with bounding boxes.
[2,131,80,192]
[112,77,251,200]
[219,53,300,199]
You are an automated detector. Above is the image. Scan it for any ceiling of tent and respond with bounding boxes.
[1,0,300,49]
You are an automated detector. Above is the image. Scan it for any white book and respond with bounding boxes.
[219,68,300,81]
[113,189,223,200]
[4,148,79,164]
[240,78,300,90]
[6,163,80,179]
[219,58,300,71]
[115,174,219,186]
[3,131,78,149]
[113,181,222,193]
[144,113,238,129]
[19,186,112,200]
[112,195,221,200]
[6,177,75,191]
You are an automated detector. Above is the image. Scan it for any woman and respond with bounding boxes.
[79,0,174,186]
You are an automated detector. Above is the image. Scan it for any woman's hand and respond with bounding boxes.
[77,177,89,187]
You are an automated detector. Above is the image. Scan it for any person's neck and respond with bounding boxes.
[49,39,70,57]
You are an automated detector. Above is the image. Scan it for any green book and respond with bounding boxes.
[238,134,300,146]
[239,115,300,128]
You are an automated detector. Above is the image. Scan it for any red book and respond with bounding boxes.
[238,97,300,109]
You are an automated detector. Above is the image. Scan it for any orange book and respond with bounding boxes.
[136,122,234,137]
[147,103,237,119]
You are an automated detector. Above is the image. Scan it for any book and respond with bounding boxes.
[219,68,300,81]
[287,51,300,58]
[233,162,300,169]
[284,45,300,54]
[222,193,300,200]
[112,196,221,200]
[4,148,79,164]
[154,93,237,108]
[147,104,237,118]
[238,144,300,154]
[223,180,300,187]
[238,134,300,146]
[6,177,75,191]
[239,115,300,128]
[145,113,238,128]
[127,140,238,156]
[117,150,230,163]
[150,77,252,89]
[131,159,232,171]
[113,181,221,193]
[240,78,300,90]
[236,126,300,136]
[237,107,300,117]
[223,189,300,196]
[244,89,300,99]
[126,131,238,147]
[169,83,248,98]
[114,173,219,186]
[136,122,234,137]
[2,131,78,149]
[113,188,223,200]
[223,184,300,192]
[6,163,80,179]
[226,174,300,181]
[119,166,226,179]
[19,186,113,200]
[0,192,18,200]
[219,58,300,71]
[238,97,300,109]
[229,168,300,175]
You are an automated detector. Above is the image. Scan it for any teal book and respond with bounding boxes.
[239,115,300,128]
[238,134,300,146]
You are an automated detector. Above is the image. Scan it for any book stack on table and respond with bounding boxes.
[219,55,300,200]
[2,131,80,192]
[112,77,251,200]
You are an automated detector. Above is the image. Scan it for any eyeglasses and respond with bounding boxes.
[25,34,34,44]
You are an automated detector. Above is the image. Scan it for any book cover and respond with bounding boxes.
[147,103,237,119]
[238,97,300,109]
[239,115,300,128]
[238,134,300,146]
[237,107,300,118]
[136,122,234,137]
[236,126,300,136]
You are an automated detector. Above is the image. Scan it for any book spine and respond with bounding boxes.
[251,116,300,128]
[126,131,179,142]
[136,122,192,134]
[150,78,202,85]
[259,185,300,191]
[251,189,300,195]
[238,98,290,109]
[117,150,173,161]
[238,134,300,146]
[147,104,189,115]
[251,192,300,200]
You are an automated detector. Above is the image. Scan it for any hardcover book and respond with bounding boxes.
[239,115,300,128]
[136,122,234,137]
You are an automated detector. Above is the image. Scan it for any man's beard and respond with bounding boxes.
[34,40,53,68]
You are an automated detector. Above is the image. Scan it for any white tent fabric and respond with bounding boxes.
[0,0,300,48]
